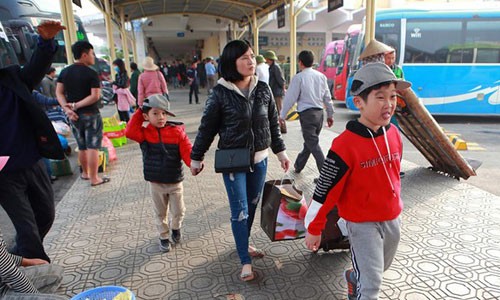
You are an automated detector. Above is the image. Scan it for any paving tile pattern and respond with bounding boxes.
[44,97,500,300]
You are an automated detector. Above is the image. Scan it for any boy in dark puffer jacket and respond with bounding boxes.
[126,94,192,252]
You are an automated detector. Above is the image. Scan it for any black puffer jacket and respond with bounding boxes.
[191,78,285,161]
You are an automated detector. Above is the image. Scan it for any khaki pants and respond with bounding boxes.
[150,182,186,239]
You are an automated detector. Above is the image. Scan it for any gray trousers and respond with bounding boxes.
[295,108,325,172]
[347,217,401,300]
[2,264,67,299]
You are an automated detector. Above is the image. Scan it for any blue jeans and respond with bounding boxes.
[222,158,267,265]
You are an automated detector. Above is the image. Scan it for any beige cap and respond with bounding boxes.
[358,39,393,61]
[142,56,159,71]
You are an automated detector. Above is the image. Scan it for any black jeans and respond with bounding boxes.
[189,83,199,104]
[0,159,55,262]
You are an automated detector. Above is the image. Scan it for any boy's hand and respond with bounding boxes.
[21,257,49,267]
[305,232,321,252]
[37,20,66,40]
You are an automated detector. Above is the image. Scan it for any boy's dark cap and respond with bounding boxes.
[351,62,411,96]
[143,94,176,117]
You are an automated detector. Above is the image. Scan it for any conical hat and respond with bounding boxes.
[359,39,393,61]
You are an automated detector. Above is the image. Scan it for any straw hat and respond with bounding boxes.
[142,56,158,71]
[358,40,393,61]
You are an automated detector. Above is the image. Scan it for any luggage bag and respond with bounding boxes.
[319,206,350,252]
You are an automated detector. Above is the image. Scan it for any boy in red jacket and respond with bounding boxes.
[126,94,192,252]
[304,62,411,300]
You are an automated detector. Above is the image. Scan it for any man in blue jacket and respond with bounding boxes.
[0,20,65,262]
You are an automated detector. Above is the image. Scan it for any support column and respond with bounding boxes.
[219,31,227,53]
[59,0,74,64]
[289,0,296,78]
[252,11,259,55]
[365,0,376,45]
[104,0,116,79]
[120,7,130,74]
[134,23,147,66]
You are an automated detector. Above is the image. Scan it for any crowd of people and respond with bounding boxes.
[0,17,409,299]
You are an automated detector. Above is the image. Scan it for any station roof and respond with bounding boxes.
[89,0,287,23]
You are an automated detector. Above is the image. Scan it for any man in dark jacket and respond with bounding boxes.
[0,20,65,262]
[264,50,287,133]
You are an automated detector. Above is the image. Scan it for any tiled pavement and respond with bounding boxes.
[23,90,500,299]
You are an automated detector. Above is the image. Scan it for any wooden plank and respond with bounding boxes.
[395,89,477,179]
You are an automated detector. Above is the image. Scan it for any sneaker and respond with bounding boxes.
[172,229,181,243]
[159,239,171,252]
[344,269,358,300]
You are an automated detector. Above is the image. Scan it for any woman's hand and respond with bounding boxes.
[190,162,204,176]
[305,232,321,252]
[37,20,66,40]
[21,258,49,267]
[280,158,291,173]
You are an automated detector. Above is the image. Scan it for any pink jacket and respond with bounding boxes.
[113,87,136,111]
[137,70,168,106]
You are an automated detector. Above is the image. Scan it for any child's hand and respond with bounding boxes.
[21,258,49,267]
[305,232,321,252]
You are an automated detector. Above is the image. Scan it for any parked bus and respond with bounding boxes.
[346,9,500,115]
[333,24,361,101]
[318,39,344,94]
[0,0,88,69]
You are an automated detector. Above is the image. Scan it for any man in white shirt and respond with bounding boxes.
[255,55,269,84]
[279,50,334,179]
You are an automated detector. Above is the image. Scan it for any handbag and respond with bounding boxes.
[261,178,308,241]
[214,148,252,173]
[214,99,254,173]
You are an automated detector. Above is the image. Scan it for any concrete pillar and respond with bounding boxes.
[120,7,130,74]
[104,0,116,79]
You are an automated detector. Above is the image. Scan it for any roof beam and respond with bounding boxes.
[216,0,260,9]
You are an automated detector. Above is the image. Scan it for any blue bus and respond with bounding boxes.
[345,9,500,115]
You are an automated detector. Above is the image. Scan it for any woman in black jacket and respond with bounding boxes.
[190,40,291,282]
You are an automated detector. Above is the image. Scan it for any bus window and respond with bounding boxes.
[376,19,401,61]
[449,48,474,63]
[476,49,500,63]
[404,20,462,64]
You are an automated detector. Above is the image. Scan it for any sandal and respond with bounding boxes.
[240,271,255,282]
[249,248,264,258]
[91,177,110,186]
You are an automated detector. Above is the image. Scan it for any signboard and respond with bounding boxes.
[177,32,185,38]
[259,36,268,46]
[277,4,285,28]
[327,0,343,12]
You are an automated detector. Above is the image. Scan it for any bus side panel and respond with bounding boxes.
[406,65,499,114]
